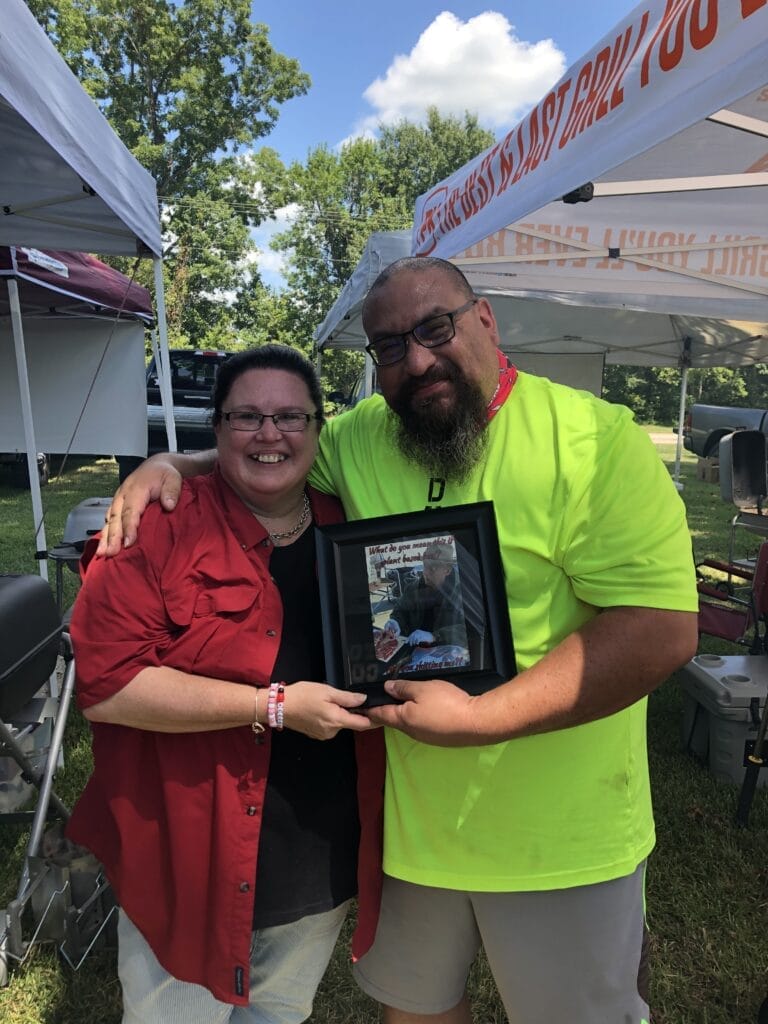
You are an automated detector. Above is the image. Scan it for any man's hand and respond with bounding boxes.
[366,678,480,746]
[368,608,698,749]
[97,456,184,557]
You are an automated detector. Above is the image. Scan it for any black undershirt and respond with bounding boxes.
[252,526,360,929]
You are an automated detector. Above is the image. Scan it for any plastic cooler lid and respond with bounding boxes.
[684,654,768,710]
[61,497,112,545]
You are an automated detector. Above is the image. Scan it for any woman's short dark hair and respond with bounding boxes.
[211,344,325,427]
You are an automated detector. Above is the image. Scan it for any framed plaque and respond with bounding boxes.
[315,501,515,706]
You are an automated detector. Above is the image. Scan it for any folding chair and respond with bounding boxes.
[697,540,768,653]
[0,574,114,984]
[47,497,112,615]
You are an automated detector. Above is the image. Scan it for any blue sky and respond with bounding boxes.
[248,1,642,283]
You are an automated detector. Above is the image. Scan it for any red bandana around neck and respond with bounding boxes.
[486,349,517,422]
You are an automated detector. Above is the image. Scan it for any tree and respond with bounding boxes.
[603,365,685,424]
[265,110,496,390]
[689,366,749,407]
[377,109,496,209]
[28,0,309,347]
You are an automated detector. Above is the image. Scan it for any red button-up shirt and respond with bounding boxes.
[67,468,384,1005]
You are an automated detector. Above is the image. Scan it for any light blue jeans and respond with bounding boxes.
[118,901,350,1024]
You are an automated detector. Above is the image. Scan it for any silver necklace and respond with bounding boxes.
[266,491,311,543]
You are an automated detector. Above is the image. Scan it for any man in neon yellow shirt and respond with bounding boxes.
[102,257,698,1024]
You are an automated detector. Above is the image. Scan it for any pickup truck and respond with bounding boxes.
[117,349,231,480]
[683,404,768,458]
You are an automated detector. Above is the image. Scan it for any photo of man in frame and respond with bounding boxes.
[367,537,470,674]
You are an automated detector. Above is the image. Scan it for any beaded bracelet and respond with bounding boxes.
[275,685,285,730]
[251,689,266,739]
[267,682,286,730]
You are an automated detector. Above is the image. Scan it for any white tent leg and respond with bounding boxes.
[674,365,689,489]
[149,328,163,392]
[7,279,48,579]
[152,257,178,452]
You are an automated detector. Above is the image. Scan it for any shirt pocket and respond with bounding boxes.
[163,583,260,628]
[192,585,258,620]
[161,581,266,677]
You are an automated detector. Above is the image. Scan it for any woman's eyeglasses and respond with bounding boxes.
[223,411,321,432]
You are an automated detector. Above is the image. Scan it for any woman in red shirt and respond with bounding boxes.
[68,345,383,1023]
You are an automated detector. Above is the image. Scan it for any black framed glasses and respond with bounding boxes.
[223,411,321,432]
[365,298,478,367]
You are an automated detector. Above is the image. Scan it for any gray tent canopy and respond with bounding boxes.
[0,0,176,575]
[317,231,768,371]
[316,230,768,483]
[0,3,160,256]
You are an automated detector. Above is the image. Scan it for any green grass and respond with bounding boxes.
[1,449,768,1023]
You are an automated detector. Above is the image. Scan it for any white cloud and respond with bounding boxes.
[253,248,288,276]
[336,126,377,153]
[351,11,565,138]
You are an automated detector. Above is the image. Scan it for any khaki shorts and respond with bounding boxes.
[353,864,650,1023]
[119,901,350,1024]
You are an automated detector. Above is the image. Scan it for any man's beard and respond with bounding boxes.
[388,365,489,483]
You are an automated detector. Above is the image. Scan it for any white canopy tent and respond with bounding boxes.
[0,0,176,576]
[399,0,768,483]
[316,229,768,480]
[412,0,768,297]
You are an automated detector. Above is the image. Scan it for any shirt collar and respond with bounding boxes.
[211,465,273,551]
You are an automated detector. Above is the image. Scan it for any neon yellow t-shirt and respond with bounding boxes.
[311,372,697,891]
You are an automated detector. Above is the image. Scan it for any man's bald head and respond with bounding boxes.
[361,257,474,332]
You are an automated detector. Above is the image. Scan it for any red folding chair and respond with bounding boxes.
[697,540,768,653]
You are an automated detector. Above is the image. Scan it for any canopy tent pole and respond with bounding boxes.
[148,328,165,438]
[7,278,47,579]
[674,339,692,488]
[674,366,689,488]
[152,257,177,452]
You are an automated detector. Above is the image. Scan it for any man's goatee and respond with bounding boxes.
[388,368,489,483]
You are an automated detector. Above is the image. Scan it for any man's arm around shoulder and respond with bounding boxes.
[97,449,216,557]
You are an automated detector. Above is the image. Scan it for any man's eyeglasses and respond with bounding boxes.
[365,298,478,367]
[222,411,321,432]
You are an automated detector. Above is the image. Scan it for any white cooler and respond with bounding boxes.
[680,654,768,787]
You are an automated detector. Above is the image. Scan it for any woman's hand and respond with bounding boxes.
[282,682,377,740]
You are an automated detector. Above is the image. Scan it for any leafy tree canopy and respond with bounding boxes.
[264,109,495,388]
[28,0,309,347]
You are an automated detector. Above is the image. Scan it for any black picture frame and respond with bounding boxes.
[315,501,516,706]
